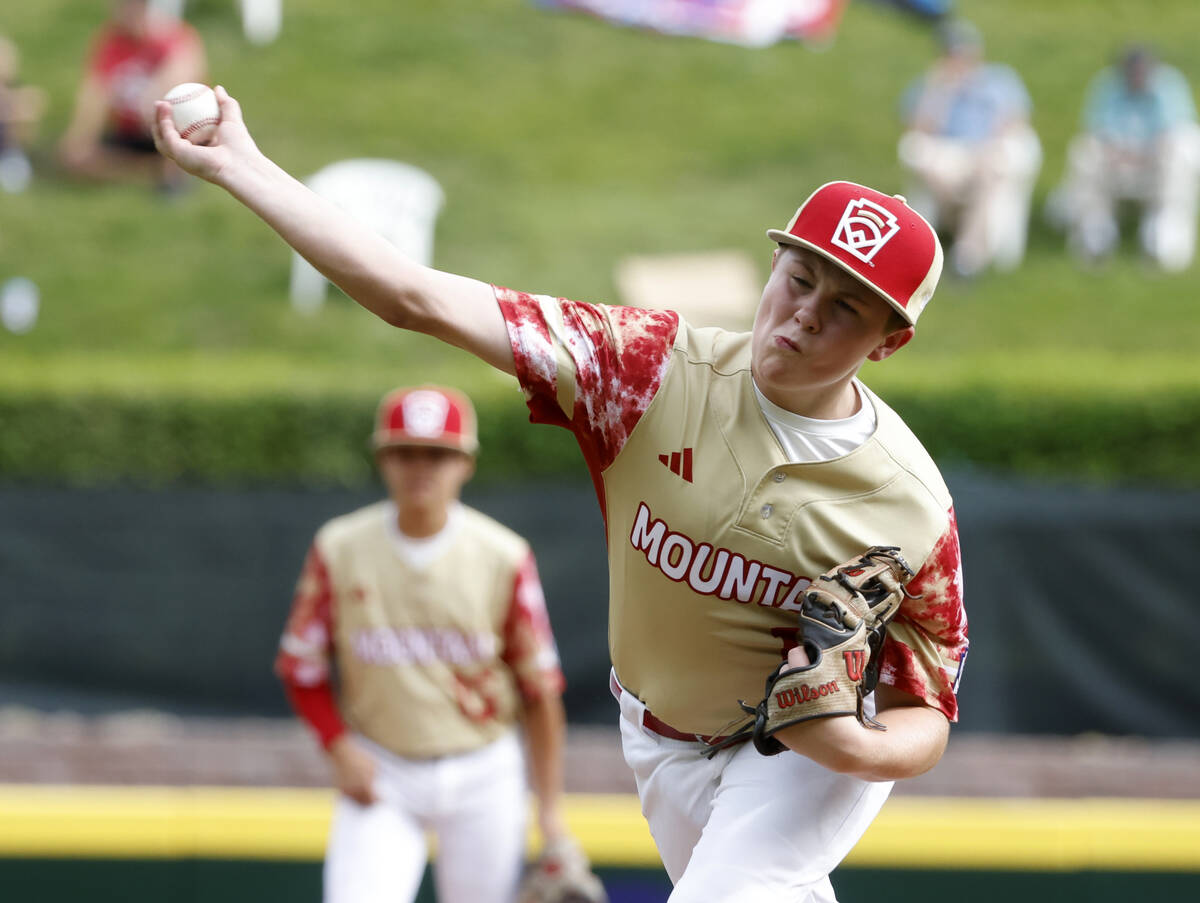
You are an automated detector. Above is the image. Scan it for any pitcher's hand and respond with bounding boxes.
[152,85,263,187]
[327,735,379,806]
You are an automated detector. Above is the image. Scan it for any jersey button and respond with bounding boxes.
[760,503,773,519]
[772,472,786,483]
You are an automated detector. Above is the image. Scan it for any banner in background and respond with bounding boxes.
[536,0,849,48]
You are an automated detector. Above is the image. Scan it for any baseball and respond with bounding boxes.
[163,82,220,145]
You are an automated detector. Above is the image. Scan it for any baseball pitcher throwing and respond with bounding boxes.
[157,88,968,902]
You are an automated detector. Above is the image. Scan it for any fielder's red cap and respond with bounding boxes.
[372,385,479,455]
[766,181,943,325]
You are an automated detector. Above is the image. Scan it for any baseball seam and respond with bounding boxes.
[179,117,219,139]
[169,87,209,105]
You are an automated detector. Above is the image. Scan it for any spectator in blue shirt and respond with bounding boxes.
[897,20,1041,277]
[1048,45,1200,271]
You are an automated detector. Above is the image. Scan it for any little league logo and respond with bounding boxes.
[831,197,900,264]
[402,390,451,438]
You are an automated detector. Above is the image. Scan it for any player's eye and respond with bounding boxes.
[835,298,860,315]
[791,275,812,289]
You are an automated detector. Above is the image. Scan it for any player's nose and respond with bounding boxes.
[792,295,821,333]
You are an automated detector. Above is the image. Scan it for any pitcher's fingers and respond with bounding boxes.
[786,645,812,669]
[213,85,242,124]
[152,100,182,153]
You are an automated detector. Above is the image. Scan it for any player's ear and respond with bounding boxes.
[867,325,914,362]
[770,246,781,270]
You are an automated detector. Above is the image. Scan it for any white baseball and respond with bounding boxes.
[164,82,220,145]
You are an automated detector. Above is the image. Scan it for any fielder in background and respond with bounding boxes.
[897,19,1041,277]
[275,385,583,903]
[1046,44,1200,272]
[157,89,967,902]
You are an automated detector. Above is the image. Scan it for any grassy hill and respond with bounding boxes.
[2,0,1199,483]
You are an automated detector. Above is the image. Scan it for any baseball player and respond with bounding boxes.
[275,385,574,903]
[156,90,968,902]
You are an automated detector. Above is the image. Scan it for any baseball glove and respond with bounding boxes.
[516,836,608,903]
[704,546,917,759]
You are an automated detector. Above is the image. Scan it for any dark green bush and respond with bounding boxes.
[0,390,583,488]
[1,385,1197,488]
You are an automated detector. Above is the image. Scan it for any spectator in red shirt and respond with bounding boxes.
[58,0,207,190]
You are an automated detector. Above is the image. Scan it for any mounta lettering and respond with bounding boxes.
[629,501,811,608]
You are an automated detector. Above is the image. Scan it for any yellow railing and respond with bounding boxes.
[1,786,1198,872]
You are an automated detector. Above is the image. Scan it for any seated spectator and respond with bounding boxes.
[57,0,207,190]
[0,33,47,193]
[897,20,1041,277]
[1047,45,1200,272]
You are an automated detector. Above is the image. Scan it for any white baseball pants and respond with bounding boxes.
[614,671,892,903]
[323,731,527,903]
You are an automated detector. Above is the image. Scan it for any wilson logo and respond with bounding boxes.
[843,649,866,682]
[658,448,694,482]
[775,680,840,708]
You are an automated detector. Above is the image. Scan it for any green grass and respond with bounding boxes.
[2,0,1199,421]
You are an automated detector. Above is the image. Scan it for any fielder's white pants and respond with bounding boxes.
[614,670,893,903]
[324,731,527,903]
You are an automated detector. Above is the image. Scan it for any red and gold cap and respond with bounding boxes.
[372,385,478,455]
[767,181,943,325]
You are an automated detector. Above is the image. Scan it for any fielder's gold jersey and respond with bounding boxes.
[498,287,967,737]
[276,501,564,758]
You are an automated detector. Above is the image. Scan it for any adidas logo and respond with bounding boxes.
[658,448,693,483]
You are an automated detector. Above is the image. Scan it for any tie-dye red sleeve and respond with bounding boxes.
[500,550,566,701]
[877,506,969,721]
[495,286,679,480]
[275,544,347,746]
[275,544,335,687]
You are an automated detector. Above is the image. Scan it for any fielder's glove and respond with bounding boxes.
[516,836,608,903]
[705,546,917,758]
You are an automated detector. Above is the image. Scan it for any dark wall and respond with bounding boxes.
[2,473,1197,737]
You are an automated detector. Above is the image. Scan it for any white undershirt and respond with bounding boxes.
[384,500,464,569]
[753,378,877,463]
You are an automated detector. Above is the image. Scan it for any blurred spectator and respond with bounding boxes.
[865,0,952,21]
[57,0,207,190]
[0,33,47,194]
[897,20,1041,277]
[1047,45,1200,272]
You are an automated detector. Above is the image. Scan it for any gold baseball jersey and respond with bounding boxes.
[276,501,565,758]
[498,287,968,737]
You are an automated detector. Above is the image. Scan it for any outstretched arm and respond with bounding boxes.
[152,86,516,375]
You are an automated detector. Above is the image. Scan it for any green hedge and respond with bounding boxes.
[1,384,1197,488]
[0,390,581,488]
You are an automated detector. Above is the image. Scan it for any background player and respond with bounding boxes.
[275,384,574,903]
[58,0,207,190]
[156,89,967,901]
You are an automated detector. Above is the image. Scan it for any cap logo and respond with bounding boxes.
[830,197,900,264]
[401,390,450,438]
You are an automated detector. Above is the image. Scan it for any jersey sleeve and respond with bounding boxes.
[878,506,969,721]
[500,549,566,701]
[275,543,347,745]
[495,286,679,479]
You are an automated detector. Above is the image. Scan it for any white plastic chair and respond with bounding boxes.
[289,159,445,314]
[149,0,282,45]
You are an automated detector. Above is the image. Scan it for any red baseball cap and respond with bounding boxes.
[766,181,943,325]
[372,386,479,455]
